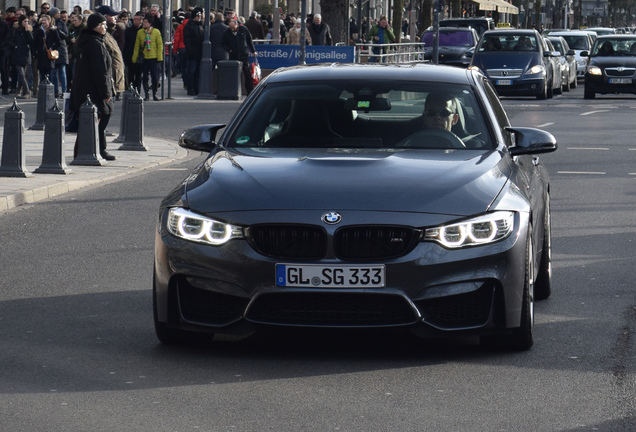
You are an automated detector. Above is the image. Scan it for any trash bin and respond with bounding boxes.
[216,60,242,100]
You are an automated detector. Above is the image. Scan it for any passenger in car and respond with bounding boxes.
[514,36,534,51]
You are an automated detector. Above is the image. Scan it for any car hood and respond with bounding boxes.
[424,46,473,60]
[589,55,636,68]
[472,52,541,71]
[183,149,511,216]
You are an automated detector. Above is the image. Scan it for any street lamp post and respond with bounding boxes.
[299,0,307,64]
[198,0,215,99]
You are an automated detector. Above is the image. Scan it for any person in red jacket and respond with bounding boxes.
[172,12,189,89]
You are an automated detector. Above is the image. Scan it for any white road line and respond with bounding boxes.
[558,171,606,175]
[566,147,609,150]
[537,122,555,127]
[581,110,610,116]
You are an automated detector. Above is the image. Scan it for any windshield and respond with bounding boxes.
[591,39,636,56]
[548,39,565,54]
[421,30,475,47]
[560,35,590,50]
[229,81,492,150]
[478,34,538,52]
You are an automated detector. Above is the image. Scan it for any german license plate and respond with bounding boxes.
[496,79,512,85]
[609,78,632,84]
[276,264,385,288]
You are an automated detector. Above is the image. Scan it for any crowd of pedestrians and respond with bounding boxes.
[0,3,167,101]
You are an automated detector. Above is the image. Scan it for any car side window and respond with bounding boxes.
[482,79,512,147]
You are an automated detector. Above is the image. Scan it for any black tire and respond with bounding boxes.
[536,79,548,100]
[562,81,570,92]
[570,77,577,89]
[584,86,595,99]
[547,81,554,98]
[481,228,534,351]
[535,194,552,300]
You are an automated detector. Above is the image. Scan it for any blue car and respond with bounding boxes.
[470,29,560,99]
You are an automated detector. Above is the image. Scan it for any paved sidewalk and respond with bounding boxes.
[0,96,195,213]
[0,128,189,212]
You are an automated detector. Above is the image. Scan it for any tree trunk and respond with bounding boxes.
[393,0,404,42]
[452,0,461,17]
[420,0,433,32]
[320,0,349,45]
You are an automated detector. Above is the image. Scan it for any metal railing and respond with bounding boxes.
[356,42,427,64]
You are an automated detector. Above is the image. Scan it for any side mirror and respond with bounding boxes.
[506,126,558,156]
[581,50,589,56]
[178,124,226,152]
[567,49,576,56]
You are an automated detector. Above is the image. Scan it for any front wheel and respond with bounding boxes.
[481,228,534,351]
[536,81,547,100]
[535,194,552,300]
[570,77,577,89]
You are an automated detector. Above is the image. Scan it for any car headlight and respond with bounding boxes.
[167,207,244,245]
[587,66,602,76]
[578,58,587,66]
[526,65,545,75]
[423,211,515,248]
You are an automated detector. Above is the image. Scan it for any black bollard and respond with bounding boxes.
[0,99,31,177]
[118,88,148,151]
[70,95,105,166]
[35,99,72,174]
[112,86,133,143]
[29,76,56,131]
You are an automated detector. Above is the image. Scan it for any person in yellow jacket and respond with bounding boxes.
[132,15,163,100]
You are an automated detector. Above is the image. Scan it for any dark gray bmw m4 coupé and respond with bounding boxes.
[154,63,557,351]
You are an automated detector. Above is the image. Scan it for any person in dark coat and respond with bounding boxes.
[222,17,256,95]
[123,12,143,93]
[209,12,229,67]
[245,11,264,40]
[308,13,332,46]
[183,7,203,96]
[33,14,62,88]
[10,15,34,98]
[49,7,69,96]
[66,13,85,90]
[70,13,116,161]
[0,18,11,95]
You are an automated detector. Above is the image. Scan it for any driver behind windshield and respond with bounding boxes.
[424,93,459,131]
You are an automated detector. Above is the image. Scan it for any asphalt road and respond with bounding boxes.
[0,85,635,431]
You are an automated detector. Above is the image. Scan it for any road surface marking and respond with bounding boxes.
[581,110,610,116]
[558,171,606,175]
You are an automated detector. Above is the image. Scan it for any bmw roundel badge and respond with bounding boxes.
[322,212,342,225]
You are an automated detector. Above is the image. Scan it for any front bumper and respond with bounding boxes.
[488,77,546,96]
[585,74,636,94]
[154,209,530,339]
